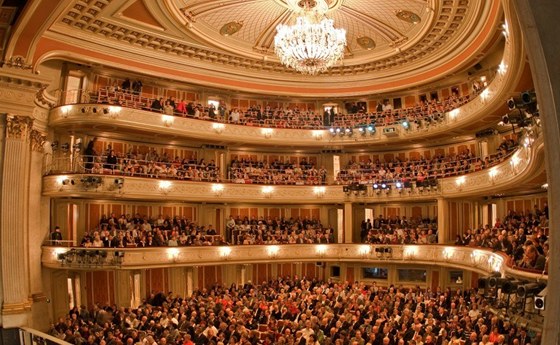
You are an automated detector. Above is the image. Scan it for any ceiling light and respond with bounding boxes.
[275,0,346,75]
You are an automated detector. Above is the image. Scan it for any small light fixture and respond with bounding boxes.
[162,115,174,127]
[449,109,459,120]
[262,186,274,197]
[313,186,326,197]
[358,245,370,257]
[56,175,69,185]
[316,245,327,256]
[262,128,273,138]
[312,130,323,140]
[60,105,72,118]
[442,247,454,260]
[456,176,466,186]
[480,89,490,101]
[219,246,232,259]
[159,180,172,193]
[211,183,224,196]
[167,248,180,261]
[267,245,280,258]
[498,61,507,75]
[213,123,225,134]
[488,168,498,179]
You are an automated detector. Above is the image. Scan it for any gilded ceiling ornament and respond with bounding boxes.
[6,115,34,140]
[30,129,47,152]
[220,21,243,36]
[356,36,376,50]
[395,10,421,24]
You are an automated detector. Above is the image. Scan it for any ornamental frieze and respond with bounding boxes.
[6,115,33,140]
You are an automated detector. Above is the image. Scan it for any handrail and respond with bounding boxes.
[20,327,71,345]
[41,244,547,281]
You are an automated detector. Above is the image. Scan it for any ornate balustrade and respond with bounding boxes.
[41,244,547,282]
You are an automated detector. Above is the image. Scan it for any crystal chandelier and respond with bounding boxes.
[274,0,346,75]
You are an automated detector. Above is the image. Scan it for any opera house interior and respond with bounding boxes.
[0,0,558,344]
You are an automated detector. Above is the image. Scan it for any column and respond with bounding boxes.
[186,267,194,297]
[437,197,449,244]
[114,271,133,308]
[513,1,560,343]
[1,115,33,327]
[27,128,49,330]
[168,268,187,298]
[344,202,353,243]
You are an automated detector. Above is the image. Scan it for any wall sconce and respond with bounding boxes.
[53,247,69,260]
[60,105,72,118]
[480,89,490,101]
[488,168,498,182]
[262,186,274,198]
[448,109,459,120]
[159,180,172,194]
[542,183,548,190]
[56,175,69,186]
[498,61,507,75]
[219,246,232,259]
[470,249,485,266]
[211,183,224,196]
[267,245,279,258]
[316,245,327,257]
[167,248,180,261]
[108,106,121,118]
[212,123,225,134]
[312,130,323,140]
[442,247,455,261]
[358,245,371,258]
[523,135,534,148]
[403,246,418,259]
[262,128,273,139]
[313,186,326,198]
[455,176,466,187]
[488,255,503,272]
[162,115,174,127]
[510,152,521,169]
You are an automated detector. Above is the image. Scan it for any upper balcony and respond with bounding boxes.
[47,29,522,149]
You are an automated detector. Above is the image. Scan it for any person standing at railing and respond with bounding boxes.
[51,226,62,245]
[84,137,98,171]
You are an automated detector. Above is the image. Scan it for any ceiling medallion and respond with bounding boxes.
[356,36,376,50]
[395,10,421,24]
[220,21,243,36]
[275,0,346,75]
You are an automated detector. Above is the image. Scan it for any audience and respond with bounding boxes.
[95,86,480,131]
[49,276,542,345]
[360,216,438,245]
[456,207,549,273]
[229,158,327,185]
[337,139,517,186]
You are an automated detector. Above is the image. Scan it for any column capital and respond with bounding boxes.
[30,128,47,152]
[5,114,33,140]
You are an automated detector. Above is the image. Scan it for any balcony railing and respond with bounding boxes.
[41,244,547,282]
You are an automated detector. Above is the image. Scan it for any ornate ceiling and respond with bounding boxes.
[6,0,505,96]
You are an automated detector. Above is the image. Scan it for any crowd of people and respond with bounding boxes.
[359,216,438,245]
[95,85,480,131]
[82,138,220,182]
[336,140,517,186]
[78,214,335,248]
[455,206,549,273]
[49,276,541,345]
[80,213,226,248]
[331,94,470,129]
[226,216,335,245]
[229,158,328,185]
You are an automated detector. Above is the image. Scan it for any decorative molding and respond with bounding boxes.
[6,115,33,140]
[41,244,547,282]
[1,56,33,71]
[30,129,47,152]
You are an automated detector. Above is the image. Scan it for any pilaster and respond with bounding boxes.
[344,202,353,243]
[437,197,449,244]
[1,115,34,327]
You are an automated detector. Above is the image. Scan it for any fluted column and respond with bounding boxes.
[1,115,33,327]
[186,267,194,297]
